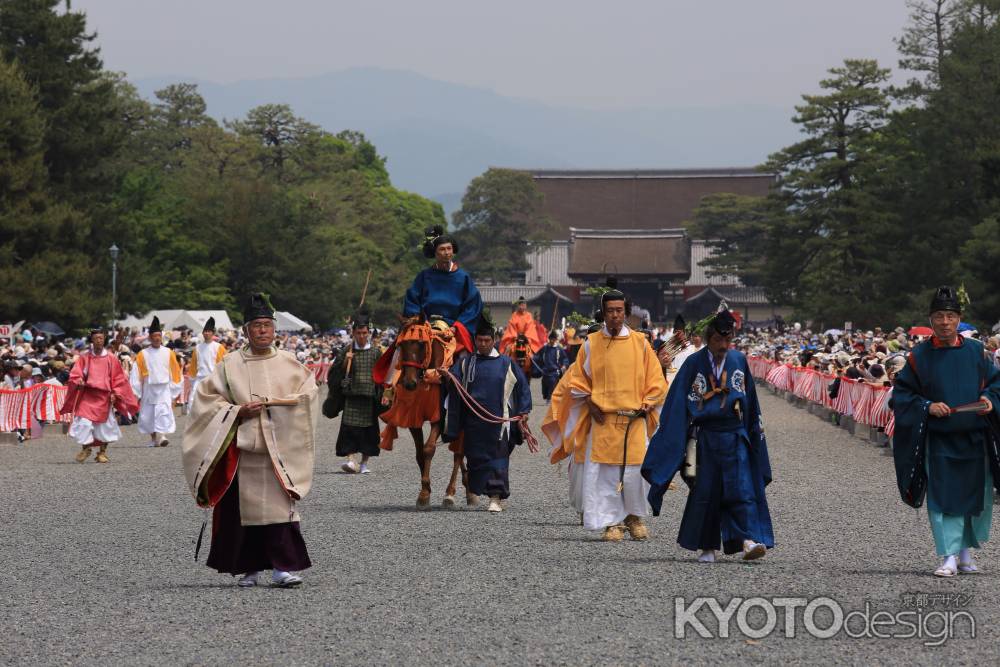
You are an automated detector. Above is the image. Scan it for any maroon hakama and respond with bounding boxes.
[206,476,311,576]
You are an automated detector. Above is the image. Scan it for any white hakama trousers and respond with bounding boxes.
[136,382,177,434]
[568,458,584,513]
[580,432,650,531]
[68,411,121,446]
[137,400,175,434]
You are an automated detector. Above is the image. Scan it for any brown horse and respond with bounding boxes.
[511,333,535,384]
[379,316,475,508]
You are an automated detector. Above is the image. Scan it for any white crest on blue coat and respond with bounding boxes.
[732,369,746,394]
[689,372,707,402]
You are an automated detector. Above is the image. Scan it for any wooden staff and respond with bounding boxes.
[345,268,374,378]
[357,268,373,310]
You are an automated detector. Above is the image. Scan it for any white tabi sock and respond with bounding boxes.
[238,572,259,587]
[959,548,972,564]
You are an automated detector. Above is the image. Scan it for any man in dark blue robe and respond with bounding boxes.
[892,286,1000,577]
[536,331,569,402]
[642,309,774,562]
[403,228,482,343]
[446,318,532,513]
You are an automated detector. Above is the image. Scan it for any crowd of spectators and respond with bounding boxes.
[1,324,400,393]
[734,322,1000,388]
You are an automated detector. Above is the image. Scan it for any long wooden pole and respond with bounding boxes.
[345,268,374,378]
[357,268,373,310]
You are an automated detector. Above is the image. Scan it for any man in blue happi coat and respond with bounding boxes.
[446,315,533,513]
[403,225,482,351]
[642,309,774,562]
[537,331,569,402]
[892,286,1000,578]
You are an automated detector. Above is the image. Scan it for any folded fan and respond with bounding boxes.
[949,400,989,414]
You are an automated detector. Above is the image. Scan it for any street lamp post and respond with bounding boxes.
[109,244,119,326]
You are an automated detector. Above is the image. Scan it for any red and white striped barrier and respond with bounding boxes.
[1,384,70,432]
[306,363,332,384]
[749,357,895,438]
[178,377,193,406]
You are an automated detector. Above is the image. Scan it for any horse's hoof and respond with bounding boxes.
[442,495,456,507]
[466,494,479,507]
[416,494,431,509]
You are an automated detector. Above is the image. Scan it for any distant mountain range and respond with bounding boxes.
[134,67,799,216]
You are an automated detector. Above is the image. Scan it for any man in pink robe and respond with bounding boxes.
[61,328,139,463]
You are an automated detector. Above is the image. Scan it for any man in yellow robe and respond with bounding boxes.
[500,296,543,355]
[544,290,668,541]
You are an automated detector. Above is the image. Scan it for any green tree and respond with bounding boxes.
[685,192,784,290]
[144,83,216,167]
[691,60,893,326]
[0,57,103,323]
[0,58,45,216]
[957,217,1000,323]
[896,0,964,97]
[452,168,556,284]
[0,0,125,197]
[228,104,323,182]
[0,4,469,331]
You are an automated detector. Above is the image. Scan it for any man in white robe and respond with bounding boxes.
[188,316,226,399]
[130,316,182,447]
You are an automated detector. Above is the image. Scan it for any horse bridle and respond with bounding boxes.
[397,322,433,373]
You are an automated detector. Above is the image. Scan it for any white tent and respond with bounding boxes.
[116,309,235,332]
[116,313,152,330]
[116,310,182,331]
[170,310,235,331]
[275,311,312,332]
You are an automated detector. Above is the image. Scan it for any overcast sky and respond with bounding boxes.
[74,0,912,110]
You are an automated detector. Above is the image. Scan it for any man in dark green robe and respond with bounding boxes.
[332,316,382,474]
[892,286,1000,577]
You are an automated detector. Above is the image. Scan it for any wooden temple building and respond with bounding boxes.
[478,168,788,326]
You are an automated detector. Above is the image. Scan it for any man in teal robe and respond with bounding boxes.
[892,286,1000,577]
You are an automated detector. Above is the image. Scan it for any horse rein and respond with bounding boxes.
[442,369,540,453]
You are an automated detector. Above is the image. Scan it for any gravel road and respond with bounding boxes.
[1,384,996,665]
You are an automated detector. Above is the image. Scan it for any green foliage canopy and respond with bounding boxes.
[0,0,445,330]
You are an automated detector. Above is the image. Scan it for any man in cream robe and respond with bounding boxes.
[130,316,182,447]
[544,290,667,541]
[182,293,319,588]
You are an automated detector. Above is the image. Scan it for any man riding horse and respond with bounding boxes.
[500,296,543,357]
[373,224,482,393]
[402,225,482,353]
[372,225,484,507]
[510,332,536,384]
